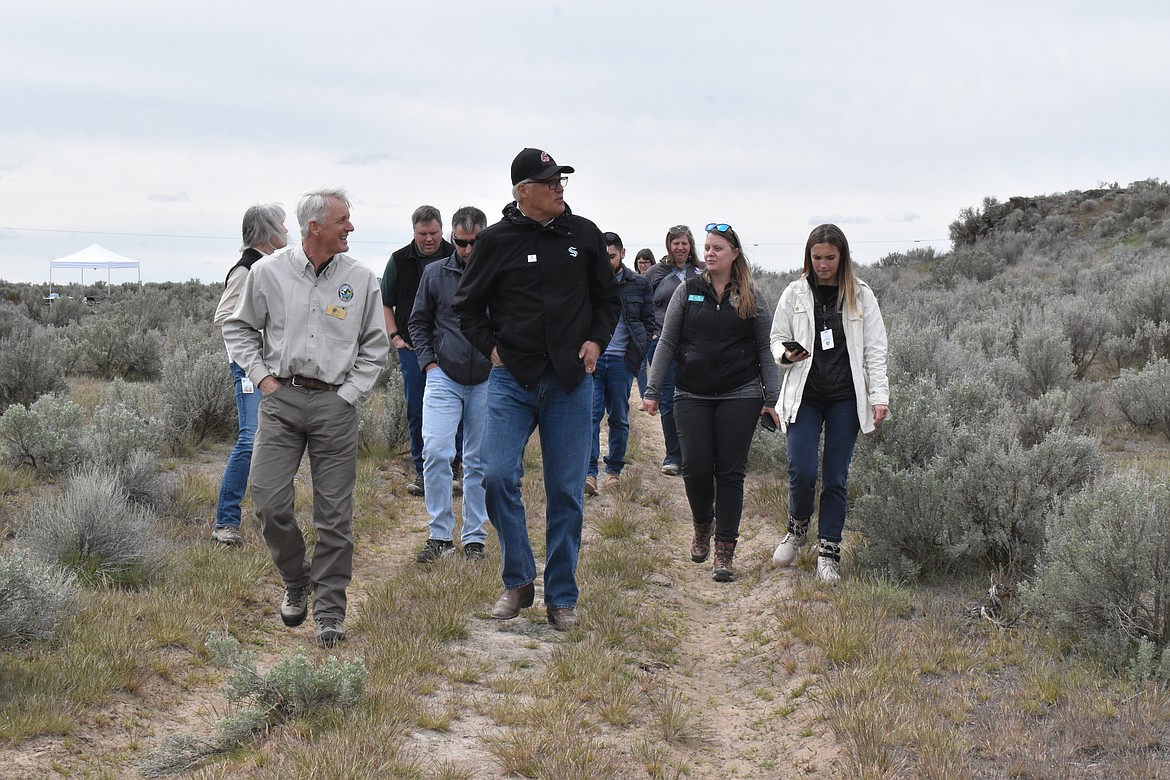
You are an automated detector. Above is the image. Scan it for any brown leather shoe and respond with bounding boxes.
[546,606,579,631]
[490,583,535,619]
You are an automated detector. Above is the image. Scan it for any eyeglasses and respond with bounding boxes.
[705,223,733,233]
[527,176,567,190]
[452,237,477,248]
[667,224,690,236]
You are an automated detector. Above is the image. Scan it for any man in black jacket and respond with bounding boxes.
[381,205,455,496]
[453,148,620,631]
[408,206,491,563]
[585,231,655,497]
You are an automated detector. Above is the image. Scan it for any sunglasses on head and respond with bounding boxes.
[452,237,477,248]
[667,224,691,236]
[705,223,733,233]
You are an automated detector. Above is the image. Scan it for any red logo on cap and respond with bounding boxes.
[540,152,550,164]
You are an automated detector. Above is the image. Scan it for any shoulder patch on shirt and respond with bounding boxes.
[338,284,354,302]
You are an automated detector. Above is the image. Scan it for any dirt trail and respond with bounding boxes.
[2,400,840,778]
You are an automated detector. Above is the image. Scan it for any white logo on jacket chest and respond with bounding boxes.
[567,246,578,258]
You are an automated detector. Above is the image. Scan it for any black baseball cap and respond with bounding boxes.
[511,148,575,186]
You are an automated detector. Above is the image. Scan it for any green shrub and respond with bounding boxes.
[78,396,163,468]
[0,393,84,474]
[1111,358,1170,439]
[0,549,76,648]
[159,347,234,450]
[0,324,68,410]
[1024,470,1170,670]
[74,314,163,380]
[358,368,408,454]
[141,634,368,776]
[18,466,168,587]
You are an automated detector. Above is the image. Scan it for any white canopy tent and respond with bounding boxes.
[49,244,142,293]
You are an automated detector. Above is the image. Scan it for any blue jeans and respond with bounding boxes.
[398,347,426,475]
[647,340,681,467]
[786,397,860,544]
[674,395,760,542]
[215,361,261,529]
[482,366,592,609]
[636,354,648,398]
[421,367,489,545]
[588,353,633,478]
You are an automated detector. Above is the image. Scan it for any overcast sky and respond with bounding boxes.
[2,0,1167,286]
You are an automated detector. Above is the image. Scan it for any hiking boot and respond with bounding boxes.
[280,584,309,627]
[660,463,681,477]
[690,520,715,563]
[315,616,346,647]
[463,542,486,560]
[772,518,810,567]
[584,475,598,497]
[211,526,242,546]
[712,539,737,582]
[816,540,842,584]
[452,459,463,496]
[415,538,455,563]
[604,473,621,491]
[407,472,425,496]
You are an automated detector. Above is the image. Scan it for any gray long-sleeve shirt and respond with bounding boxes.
[222,244,389,406]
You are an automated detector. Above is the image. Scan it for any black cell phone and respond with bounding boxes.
[782,340,808,355]
[758,412,777,432]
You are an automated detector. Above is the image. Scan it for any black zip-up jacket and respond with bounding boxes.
[453,202,621,393]
[408,252,492,386]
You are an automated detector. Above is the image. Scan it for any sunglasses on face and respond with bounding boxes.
[452,237,477,248]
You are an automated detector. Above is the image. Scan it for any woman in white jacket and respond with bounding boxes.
[769,224,889,583]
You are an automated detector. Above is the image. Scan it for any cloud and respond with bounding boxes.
[808,215,871,225]
[887,212,921,222]
[147,192,189,203]
[338,152,399,166]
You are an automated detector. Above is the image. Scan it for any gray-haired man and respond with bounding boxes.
[224,188,389,647]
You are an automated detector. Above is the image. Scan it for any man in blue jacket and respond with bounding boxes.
[408,206,491,563]
[585,231,655,497]
[453,148,620,631]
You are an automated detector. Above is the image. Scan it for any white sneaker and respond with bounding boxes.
[771,531,806,567]
[815,556,841,584]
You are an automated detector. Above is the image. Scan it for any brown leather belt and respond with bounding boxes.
[280,375,338,392]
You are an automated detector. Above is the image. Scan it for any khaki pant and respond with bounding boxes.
[250,384,358,621]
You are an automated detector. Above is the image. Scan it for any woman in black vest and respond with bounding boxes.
[643,224,781,581]
[210,203,288,546]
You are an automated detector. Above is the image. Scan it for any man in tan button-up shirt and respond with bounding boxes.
[223,188,389,647]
